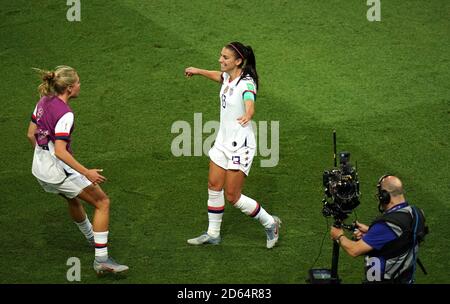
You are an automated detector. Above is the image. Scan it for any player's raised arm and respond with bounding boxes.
[184,67,222,83]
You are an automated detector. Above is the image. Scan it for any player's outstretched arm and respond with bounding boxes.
[184,67,222,83]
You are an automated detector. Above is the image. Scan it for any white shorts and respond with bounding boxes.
[209,144,256,176]
[36,171,92,199]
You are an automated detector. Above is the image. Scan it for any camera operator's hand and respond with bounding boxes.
[353,221,369,240]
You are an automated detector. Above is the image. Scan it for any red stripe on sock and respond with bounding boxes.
[250,202,261,217]
[208,206,225,211]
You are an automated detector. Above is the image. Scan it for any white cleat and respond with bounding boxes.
[187,233,221,245]
[93,257,129,275]
[265,216,281,249]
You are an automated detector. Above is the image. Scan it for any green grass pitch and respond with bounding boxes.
[0,0,448,283]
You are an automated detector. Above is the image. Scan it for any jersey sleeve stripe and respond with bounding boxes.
[31,114,37,123]
[242,90,256,101]
[55,132,71,141]
[55,132,70,137]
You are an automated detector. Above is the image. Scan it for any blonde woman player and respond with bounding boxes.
[27,66,128,274]
[185,42,281,249]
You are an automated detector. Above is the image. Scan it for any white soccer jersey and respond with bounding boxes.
[214,72,257,151]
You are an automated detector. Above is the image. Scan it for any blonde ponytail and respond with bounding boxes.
[33,66,78,97]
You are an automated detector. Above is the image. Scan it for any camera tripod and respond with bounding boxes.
[308,130,360,284]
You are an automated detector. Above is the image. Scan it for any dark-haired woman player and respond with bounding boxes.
[185,42,281,249]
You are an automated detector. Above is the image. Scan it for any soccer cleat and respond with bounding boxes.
[93,257,129,274]
[187,233,221,245]
[265,216,281,249]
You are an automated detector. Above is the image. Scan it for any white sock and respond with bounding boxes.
[94,231,109,261]
[234,194,275,228]
[74,216,94,240]
[207,189,225,238]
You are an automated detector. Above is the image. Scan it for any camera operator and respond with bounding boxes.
[330,175,427,283]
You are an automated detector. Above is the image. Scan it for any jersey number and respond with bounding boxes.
[221,94,227,109]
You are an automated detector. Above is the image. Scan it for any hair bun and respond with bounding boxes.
[44,71,55,82]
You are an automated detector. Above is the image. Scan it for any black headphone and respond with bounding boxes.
[377,174,391,205]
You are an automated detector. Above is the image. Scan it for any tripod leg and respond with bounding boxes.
[331,240,341,283]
